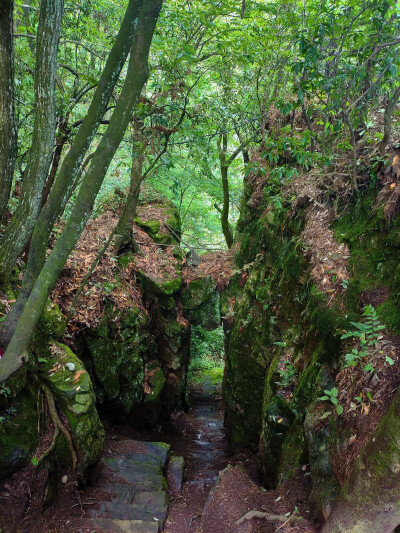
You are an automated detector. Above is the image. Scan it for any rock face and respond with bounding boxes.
[0,384,39,480]
[223,170,400,526]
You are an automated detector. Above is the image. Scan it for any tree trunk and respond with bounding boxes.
[114,131,145,253]
[0,0,17,223]
[0,0,163,383]
[379,86,400,157]
[0,0,64,283]
[218,133,234,249]
[1,0,144,346]
[322,386,400,533]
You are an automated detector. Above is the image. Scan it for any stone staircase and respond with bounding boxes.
[88,440,174,533]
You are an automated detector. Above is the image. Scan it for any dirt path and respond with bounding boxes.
[162,369,229,533]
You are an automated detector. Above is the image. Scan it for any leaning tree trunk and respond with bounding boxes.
[0,0,17,223]
[0,0,64,284]
[0,0,164,383]
[114,124,145,253]
[0,0,144,347]
[322,386,400,533]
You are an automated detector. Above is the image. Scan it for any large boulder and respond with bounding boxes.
[42,343,105,479]
[182,277,220,331]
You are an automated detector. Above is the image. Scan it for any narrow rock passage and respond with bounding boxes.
[163,369,228,533]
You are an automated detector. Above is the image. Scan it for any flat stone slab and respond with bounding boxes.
[104,456,162,475]
[89,518,160,533]
[167,456,185,495]
[89,501,167,522]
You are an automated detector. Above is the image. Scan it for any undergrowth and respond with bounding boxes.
[189,326,224,374]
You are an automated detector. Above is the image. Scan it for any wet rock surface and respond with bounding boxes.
[88,440,170,532]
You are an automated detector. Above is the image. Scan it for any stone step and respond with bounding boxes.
[166,456,185,495]
[111,441,170,465]
[102,483,136,504]
[102,485,168,507]
[89,500,167,522]
[104,456,162,475]
[89,518,160,533]
[106,471,166,491]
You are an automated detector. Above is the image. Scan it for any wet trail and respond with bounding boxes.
[162,370,228,533]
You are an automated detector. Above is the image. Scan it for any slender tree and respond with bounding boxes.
[0,0,164,383]
[0,0,64,281]
[1,0,145,346]
[0,0,17,223]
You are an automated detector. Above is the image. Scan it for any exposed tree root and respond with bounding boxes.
[35,379,77,472]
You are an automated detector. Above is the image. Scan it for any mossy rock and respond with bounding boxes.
[136,270,181,297]
[0,366,28,411]
[134,204,181,246]
[35,300,65,342]
[0,385,39,479]
[182,277,216,311]
[258,396,294,488]
[85,307,146,413]
[42,343,105,477]
[305,400,341,522]
[187,291,221,331]
[277,418,308,485]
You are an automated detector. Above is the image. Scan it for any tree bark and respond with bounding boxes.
[0,0,17,223]
[1,0,144,346]
[0,0,163,382]
[0,0,64,283]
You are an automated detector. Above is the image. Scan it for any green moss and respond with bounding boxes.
[144,363,165,405]
[376,299,400,333]
[0,385,39,479]
[137,270,181,296]
[277,419,307,485]
[35,300,65,341]
[182,277,216,310]
[43,343,105,475]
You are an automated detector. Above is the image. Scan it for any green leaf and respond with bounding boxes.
[336,405,343,415]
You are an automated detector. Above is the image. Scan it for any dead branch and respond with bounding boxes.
[235,509,309,526]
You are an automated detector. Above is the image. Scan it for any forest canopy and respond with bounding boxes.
[0,0,399,380]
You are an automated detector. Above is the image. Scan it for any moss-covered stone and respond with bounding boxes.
[0,385,39,479]
[134,203,181,246]
[137,270,181,296]
[42,343,105,477]
[305,401,341,522]
[321,384,400,532]
[84,306,146,414]
[182,277,216,310]
[35,300,65,342]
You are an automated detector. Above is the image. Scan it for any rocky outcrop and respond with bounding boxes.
[223,165,400,526]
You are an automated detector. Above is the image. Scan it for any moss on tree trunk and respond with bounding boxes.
[0,0,64,283]
[0,0,17,223]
